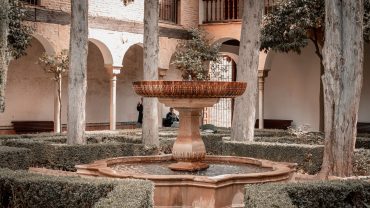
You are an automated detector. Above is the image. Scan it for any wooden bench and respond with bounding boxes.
[357,122,370,134]
[12,121,54,134]
[255,119,293,130]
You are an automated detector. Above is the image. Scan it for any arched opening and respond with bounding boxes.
[358,42,370,133]
[85,41,110,125]
[116,44,144,123]
[3,37,55,130]
[203,39,239,128]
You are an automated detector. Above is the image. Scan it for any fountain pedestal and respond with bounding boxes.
[159,98,219,171]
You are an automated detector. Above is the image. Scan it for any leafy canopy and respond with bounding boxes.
[38,50,69,81]
[8,0,33,59]
[172,28,223,81]
[261,0,370,54]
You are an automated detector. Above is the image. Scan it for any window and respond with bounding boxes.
[20,0,39,6]
[159,0,180,24]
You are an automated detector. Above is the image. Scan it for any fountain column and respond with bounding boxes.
[258,69,270,129]
[108,66,121,130]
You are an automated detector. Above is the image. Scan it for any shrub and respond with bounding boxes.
[0,146,30,170]
[222,141,324,174]
[3,139,156,171]
[0,168,153,208]
[245,180,370,208]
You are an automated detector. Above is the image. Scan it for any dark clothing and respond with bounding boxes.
[137,103,143,124]
[164,112,179,127]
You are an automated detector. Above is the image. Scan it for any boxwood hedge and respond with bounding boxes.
[245,180,370,208]
[0,168,153,208]
[2,139,157,171]
[0,146,30,170]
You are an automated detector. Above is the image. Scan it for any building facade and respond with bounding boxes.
[1,0,369,133]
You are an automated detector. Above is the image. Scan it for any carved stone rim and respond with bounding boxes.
[132,80,247,98]
[76,155,296,188]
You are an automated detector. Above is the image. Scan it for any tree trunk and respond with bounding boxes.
[0,0,9,113]
[54,76,62,133]
[231,0,264,141]
[143,0,159,147]
[320,0,364,177]
[67,0,88,145]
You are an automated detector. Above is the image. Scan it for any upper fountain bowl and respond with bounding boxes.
[132,80,247,98]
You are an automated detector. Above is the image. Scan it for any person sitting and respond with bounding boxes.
[164,108,179,127]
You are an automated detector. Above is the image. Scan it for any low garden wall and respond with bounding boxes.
[0,168,153,208]
[245,180,370,208]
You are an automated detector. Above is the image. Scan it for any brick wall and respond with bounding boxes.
[39,0,71,12]
[180,0,199,28]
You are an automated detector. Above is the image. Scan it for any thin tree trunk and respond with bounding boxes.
[231,0,264,141]
[54,77,62,133]
[67,0,88,145]
[143,0,159,147]
[0,0,9,113]
[320,0,364,177]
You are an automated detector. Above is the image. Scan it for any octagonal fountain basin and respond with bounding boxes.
[76,155,296,208]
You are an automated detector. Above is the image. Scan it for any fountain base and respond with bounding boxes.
[168,161,209,171]
[76,155,296,207]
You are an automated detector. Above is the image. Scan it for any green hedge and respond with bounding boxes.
[0,146,30,170]
[0,168,153,208]
[222,141,324,174]
[356,137,370,149]
[245,180,370,208]
[3,139,157,171]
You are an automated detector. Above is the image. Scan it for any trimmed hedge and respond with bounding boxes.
[0,146,30,170]
[0,168,153,208]
[222,141,324,174]
[245,180,370,208]
[3,139,157,171]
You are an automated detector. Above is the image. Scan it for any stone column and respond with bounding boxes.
[108,66,121,130]
[258,69,270,129]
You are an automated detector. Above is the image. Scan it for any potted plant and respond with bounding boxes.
[132,29,247,171]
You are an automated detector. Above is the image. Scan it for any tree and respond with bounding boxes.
[142,0,160,147]
[0,0,32,112]
[231,0,264,142]
[172,28,223,81]
[260,0,370,131]
[67,0,88,145]
[320,0,364,177]
[38,50,69,133]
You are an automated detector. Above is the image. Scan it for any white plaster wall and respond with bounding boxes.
[358,43,370,122]
[0,38,54,126]
[117,44,144,122]
[89,0,144,22]
[264,42,321,131]
[85,42,111,123]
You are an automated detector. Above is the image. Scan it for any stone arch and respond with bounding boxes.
[116,43,144,123]
[88,38,114,66]
[258,50,276,71]
[32,33,55,55]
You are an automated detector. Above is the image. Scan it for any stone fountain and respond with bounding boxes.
[76,80,296,208]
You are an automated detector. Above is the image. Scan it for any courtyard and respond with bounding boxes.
[0,0,369,207]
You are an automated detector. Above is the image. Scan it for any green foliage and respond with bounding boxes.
[8,0,33,59]
[261,0,370,54]
[0,146,30,170]
[172,28,223,81]
[245,180,370,208]
[261,0,324,54]
[0,168,153,208]
[38,50,69,81]
[2,136,156,171]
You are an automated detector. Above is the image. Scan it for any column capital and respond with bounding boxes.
[105,65,122,75]
[258,69,270,78]
[158,67,168,79]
